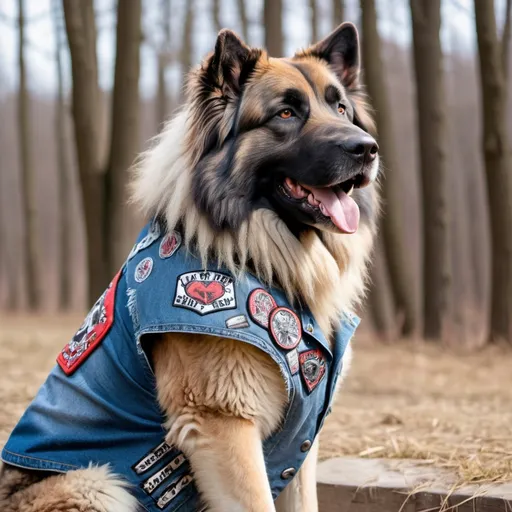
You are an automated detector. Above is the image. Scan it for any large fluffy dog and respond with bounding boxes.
[0,23,379,512]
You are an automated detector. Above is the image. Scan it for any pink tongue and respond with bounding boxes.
[307,186,360,233]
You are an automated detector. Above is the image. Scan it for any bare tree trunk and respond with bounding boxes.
[410,0,451,340]
[212,0,221,33]
[17,0,39,310]
[361,0,419,336]
[264,0,283,56]
[333,0,345,29]
[180,0,194,100]
[368,237,396,341]
[474,0,512,343]
[52,0,72,310]
[156,0,171,128]
[63,0,107,304]
[503,0,512,81]
[309,0,318,43]
[237,0,249,42]
[105,0,142,275]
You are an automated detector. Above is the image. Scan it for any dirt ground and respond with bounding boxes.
[1,314,511,485]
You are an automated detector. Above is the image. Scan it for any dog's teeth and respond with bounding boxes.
[308,194,320,206]
[319,203,328,216]
[347,185,354,196]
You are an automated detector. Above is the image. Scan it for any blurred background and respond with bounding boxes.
[1,0,511,348]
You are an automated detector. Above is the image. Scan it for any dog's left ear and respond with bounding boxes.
[305,22,360,90]
[209,29,260,98]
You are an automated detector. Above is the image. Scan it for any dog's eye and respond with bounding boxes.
[338,104,346,115]
[278,109,295,119]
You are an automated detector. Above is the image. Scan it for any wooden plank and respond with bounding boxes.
[317,458,512,511]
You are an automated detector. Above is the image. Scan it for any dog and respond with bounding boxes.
[0,23,379,512]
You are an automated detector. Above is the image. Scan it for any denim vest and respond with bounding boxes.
[2,220,359,512]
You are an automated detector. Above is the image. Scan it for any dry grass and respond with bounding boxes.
[0,315,511,487]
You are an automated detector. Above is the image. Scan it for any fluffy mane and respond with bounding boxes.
[131,105,377,336]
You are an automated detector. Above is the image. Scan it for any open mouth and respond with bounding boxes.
[280,173,369,233]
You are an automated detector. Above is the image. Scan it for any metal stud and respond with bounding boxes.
[300,440,312,452]
[306,323,314,333]
[281,468,296,479]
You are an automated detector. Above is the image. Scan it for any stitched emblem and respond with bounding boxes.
[134,257,154,283]
[174,271,236,315]
[247,288,277,328]
[132,441,174,475]
[225,314,250,329]
[142,454,187,494]
[57,271,121,375]
[286,349,300,375]
[159,231,181,259]
[157,474,194,509]
[269,307,301,350]
[128,220,161,260]
[299,349,326,393]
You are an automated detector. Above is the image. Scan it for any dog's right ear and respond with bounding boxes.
[209,30,261,98]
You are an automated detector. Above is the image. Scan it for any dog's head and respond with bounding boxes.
[187,23,379,236]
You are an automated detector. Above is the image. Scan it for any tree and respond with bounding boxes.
[237,0,249,42]
[310,0,318,43]
[264,0,283,56]
[156,0,172,128]
[105,0,142,274]
[212,0,221,33]
[63,0,142,304]
[333,0,345,29]
[361,0,419,337]
[474,0,512,343]
[410,0,451,340]
[52,0,72,310]
[17,0,39,310]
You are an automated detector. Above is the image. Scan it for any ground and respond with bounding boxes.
[1,314,511,486]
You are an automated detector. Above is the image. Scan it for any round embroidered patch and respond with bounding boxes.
[299,349,326,393]
[128,220,161,260]
[248,288,277,329]
[269,307,301,350]
[134,257,154,283]
[159,231,181,259]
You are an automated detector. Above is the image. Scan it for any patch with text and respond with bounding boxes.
[174,271,236,315]
[247,288,277,329]
[135,257,154,283]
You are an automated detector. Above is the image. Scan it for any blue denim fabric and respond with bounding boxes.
[2,220,359,511]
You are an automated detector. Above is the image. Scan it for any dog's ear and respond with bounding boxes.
[304,22,360,90]
[209,29,260,98]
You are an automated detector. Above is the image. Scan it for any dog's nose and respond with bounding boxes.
[340,135,379,163]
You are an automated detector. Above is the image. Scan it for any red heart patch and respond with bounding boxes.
[185,281,225,305]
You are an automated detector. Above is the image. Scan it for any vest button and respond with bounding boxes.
[281,467,296,479]
[300,440,312,452]
[306,323,314,333]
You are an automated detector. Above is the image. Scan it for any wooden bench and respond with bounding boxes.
[317,457,512,511]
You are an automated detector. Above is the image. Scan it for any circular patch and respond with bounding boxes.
[159,231,181,259]
[134,257,154,283]
[248,288,277,329]
[269,307,301,350]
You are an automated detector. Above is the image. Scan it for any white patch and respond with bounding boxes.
[134,257,154,283]
[142,454,187,494]
[225,314,250,329]
[128,220,161,260]
[132,441,173,475]
[269,307,302,350]
[157,474,194,509]
[286,349,299,375]
[174,271,236,315]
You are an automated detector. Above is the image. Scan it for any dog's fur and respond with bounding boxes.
[0,23,379,511]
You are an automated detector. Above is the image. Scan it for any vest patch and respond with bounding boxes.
[286,348,300,375]
[157,474,194,509]
[135,257,154,283]
[174,271,236,315]
[128,220,161,260]
[248,288,277,328]
[159,231,181,259]
[225,314,249,329]
[299,349,326,393]
[269,307,302,350]
[142,454,187,494]
[57,271,121,375]
[132,441,174,475]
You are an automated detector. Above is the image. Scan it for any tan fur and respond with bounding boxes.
[0,465,138,512]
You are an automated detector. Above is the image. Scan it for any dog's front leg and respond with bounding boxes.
[180,413,275,512]
[274,438,319,512]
